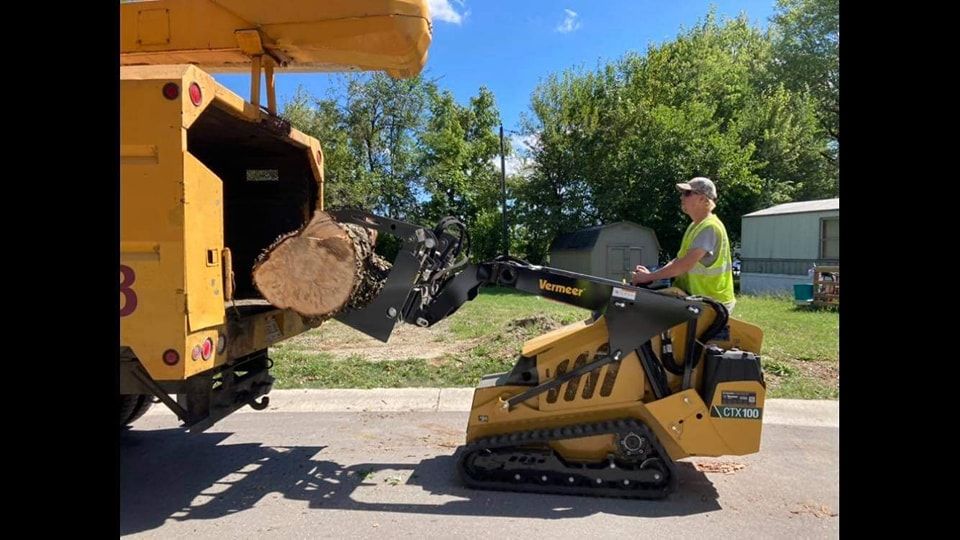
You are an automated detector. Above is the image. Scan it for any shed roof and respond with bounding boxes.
[551,226,603,250]
[550,221,659,251]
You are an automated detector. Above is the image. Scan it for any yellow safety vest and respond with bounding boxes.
[674,214,735,303]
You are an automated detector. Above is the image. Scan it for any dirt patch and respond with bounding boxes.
[764,359,839,395]
[506,314,560,330]
[790,502,838,518]
[504,314,562,337]
[286,314,565,362]
[287,319,480,361]
[692,459,747,474]
[794,360,839,382]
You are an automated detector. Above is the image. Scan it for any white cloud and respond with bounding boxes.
[501,133,540,177]
[429,0,467,25]
[555,9,581,33]
[511,133,540,153]
[502,154,523,176]
[491,154,528,178]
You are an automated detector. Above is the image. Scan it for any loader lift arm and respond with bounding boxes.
[408,257,709,362]
[330,209,730,402]
[412,257,729,402]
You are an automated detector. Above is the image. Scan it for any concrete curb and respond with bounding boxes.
[145,388,838,427]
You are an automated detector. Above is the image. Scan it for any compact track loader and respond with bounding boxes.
[328,210,766,499]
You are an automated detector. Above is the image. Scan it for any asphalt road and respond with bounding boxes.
[121,390,839,539]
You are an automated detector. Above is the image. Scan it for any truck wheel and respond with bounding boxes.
[120,394,154,427]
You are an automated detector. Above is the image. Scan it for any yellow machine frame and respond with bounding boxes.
[119,0,432,430]
[466,310,765,461]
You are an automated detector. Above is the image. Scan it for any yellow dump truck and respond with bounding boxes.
[119,0,432,430]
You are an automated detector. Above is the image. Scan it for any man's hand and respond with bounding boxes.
[632,265,653,285]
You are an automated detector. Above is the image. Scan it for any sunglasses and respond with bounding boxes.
[680,190,696,197]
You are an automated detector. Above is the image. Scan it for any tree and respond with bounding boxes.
[282,78,511,261]
[519,11,835,262]
[281,75,435,220]
[419,86,510,261]
[513,70,602,263]
[342,73,433,220]
[282,87,375,209]
[770,0,839,172]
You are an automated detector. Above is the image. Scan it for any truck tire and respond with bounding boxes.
[120,394,153,428]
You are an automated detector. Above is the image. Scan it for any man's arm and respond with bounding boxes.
[633,248,707,284]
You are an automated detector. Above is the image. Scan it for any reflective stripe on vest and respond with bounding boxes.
[689,262,732,276]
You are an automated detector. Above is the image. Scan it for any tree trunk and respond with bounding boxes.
[252,210,390,319]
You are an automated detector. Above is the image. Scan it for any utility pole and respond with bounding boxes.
[499,124,509,256]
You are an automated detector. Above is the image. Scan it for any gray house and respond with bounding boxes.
[548,222,661,281]
[740,198,839,294]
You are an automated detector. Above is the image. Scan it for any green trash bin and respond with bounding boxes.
[794,283,813,301]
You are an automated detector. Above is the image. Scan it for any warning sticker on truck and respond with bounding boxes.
[721,391,757,406]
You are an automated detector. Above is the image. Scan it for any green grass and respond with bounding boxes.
[734,295,839,399]
[270,289,839,399]
[734,295,839,363]
[271,350,519,388]
[770,376,839,400]
[446,287,587,339]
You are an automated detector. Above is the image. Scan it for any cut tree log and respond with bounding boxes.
[252,210,391,319]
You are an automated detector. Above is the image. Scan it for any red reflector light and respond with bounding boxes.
[162,83,180,100]
[189,83,202,106]
[162,349,180,365]
[201,338,214,360]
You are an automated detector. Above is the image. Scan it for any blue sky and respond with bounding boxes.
[218,1,778,134]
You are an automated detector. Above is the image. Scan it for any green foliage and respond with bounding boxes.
[283,79,510,259]
[280,3,838,266]
[771,0,839,144]
[419,86,509,261]
[514,9,837,263]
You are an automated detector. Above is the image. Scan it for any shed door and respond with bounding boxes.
[629,247,644,270]
[606,245,631,280]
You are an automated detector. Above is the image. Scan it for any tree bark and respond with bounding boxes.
[252,210,390,319]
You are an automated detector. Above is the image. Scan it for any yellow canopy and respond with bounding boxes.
[120,0,432,78]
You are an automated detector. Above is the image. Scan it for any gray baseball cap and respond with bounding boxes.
[676,177,717,200]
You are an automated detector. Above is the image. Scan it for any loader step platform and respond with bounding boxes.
[456,418,678,499]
